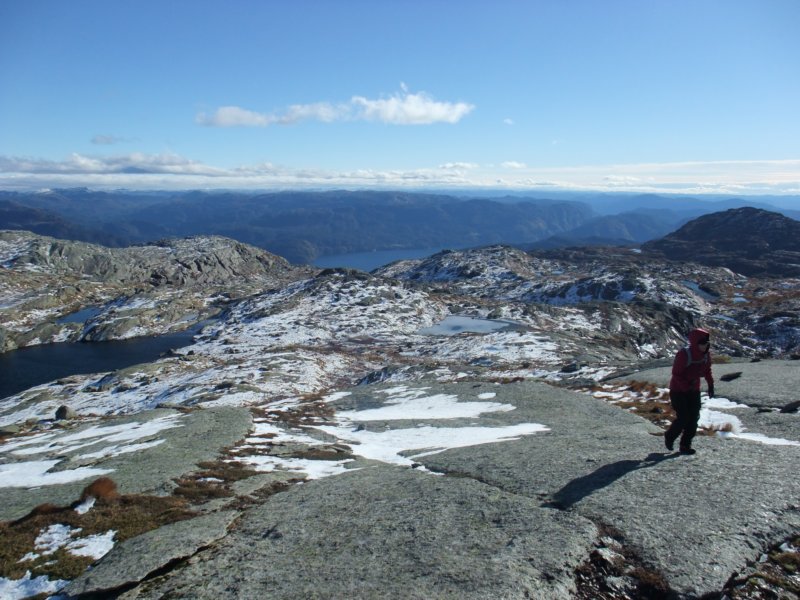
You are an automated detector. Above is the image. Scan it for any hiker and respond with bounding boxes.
[665,327,715,455]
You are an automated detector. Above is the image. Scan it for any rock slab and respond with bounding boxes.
[124,467,597,600]
[64,510,239,597]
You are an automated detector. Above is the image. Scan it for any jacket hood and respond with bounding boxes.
[688,328,710,348]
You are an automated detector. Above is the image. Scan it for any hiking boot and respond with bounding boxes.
[664,435,675,451]
[679,447,696,455]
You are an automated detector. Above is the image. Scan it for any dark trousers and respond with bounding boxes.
[666,390,701,449]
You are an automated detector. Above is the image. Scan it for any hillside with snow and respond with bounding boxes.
[0,210,799,599]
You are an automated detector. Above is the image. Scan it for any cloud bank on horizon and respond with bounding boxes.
[1,153,799,196]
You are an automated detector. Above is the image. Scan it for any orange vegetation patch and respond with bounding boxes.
[1,477,195,582]
[579,380,673,428]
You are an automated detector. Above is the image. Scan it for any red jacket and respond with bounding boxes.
[669,328,714,392]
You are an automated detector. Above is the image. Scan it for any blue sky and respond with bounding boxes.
[1,0,798,194]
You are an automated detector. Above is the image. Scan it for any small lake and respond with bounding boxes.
[417,315,517,336]
[0,328,200,400]
[681,280,718,301]
[313,246,462,272]
[56,306,104,324]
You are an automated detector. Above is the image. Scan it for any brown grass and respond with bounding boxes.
[486,376,526,384]
[581,380,673,427]
[79,476,118,501]
[0,484,195,582]
[172,459,261,502]
[574,522,674,599]
[698,422,734,436]
[629,566,671,597]
[747,569,800,594]
[287,446,355,461]
[195,459,260,483]
[262,401,335,427]
[615,399,675,426]
[172,478,234,501]
[771,548,800,572]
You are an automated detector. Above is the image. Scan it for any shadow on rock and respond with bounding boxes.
[544,452,679,510]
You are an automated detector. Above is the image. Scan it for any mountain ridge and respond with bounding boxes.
[2,189,799,264]
[642,206,800,277]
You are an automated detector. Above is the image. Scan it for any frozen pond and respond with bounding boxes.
[417,315,517,336]
[681,280,718,301]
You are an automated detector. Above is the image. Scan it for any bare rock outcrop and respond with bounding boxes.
[0,231,313,352]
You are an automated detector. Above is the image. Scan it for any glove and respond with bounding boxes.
[708,384,715,398]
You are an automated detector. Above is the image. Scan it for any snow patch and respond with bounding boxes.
[312,423,550,467]
[0,460,114,488]
[0,571,67,600]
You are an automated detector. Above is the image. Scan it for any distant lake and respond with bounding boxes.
[0,328,200,401]
[312,247,461,272]
[417,315,517,336]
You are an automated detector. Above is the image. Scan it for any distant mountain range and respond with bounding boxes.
[1,188,798,264]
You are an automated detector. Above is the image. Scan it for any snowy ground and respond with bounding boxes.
[3,364,798,598]
[2,244,799,598]
[585,384,800,447]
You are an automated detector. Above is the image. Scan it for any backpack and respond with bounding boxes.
[683,346,709,368]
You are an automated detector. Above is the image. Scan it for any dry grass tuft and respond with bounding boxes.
[621,381,669,399]
[287,446,355,461]
[698,422,734,436]
[255,397,335,428]
[196,459,260,483]
[172,478,234,501]
[615,400,675,427]
[251,479,301,501]
[629,566,671,597]
[486,376,526,384]
[172,459,261,503]
[574,521,674,599]
[13,503,64,524]
[771,549,800,572]
[80,476,118,502]
[576,380,684,429]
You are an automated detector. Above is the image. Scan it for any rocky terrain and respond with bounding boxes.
[0,231,312,352]
[1,208,799,599]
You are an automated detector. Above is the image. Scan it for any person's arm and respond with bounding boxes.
[704,357,714,397]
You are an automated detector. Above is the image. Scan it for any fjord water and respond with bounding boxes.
[0,328,199,400]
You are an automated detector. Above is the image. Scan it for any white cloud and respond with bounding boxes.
[0,153,225,176]
[503,118,514,126]
[197,86,475,128]
[603,175,642,185]
[439,162,479,170]
[281,102,346,124]
[197,106,274,127]
[350,89,474,125]
[501,161,527,169]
